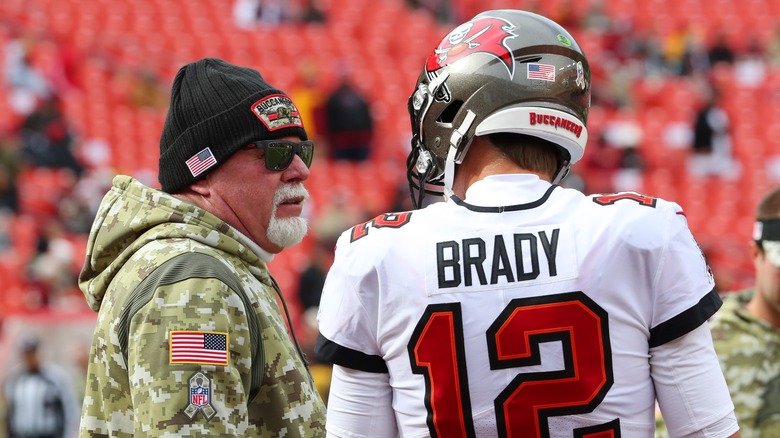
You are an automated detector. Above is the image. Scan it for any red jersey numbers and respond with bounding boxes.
[408,304,475,438]
[350,212,413,242]
[592,192,657,208]
[408,292,618,438]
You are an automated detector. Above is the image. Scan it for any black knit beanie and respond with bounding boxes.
[159,58,308,193]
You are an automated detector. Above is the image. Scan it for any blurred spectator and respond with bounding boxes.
[57,168,113,235]
[257,0,289,23]
[128,68,168,109]
[289,59,326,142]
[25,220,77,309]
[297,239,335,403]
[312,188,368,247]
[297,238,333,360]
[389,179,415,212]
[584,133,624,193]
[43,36,82,94]
[733,36,767,89]
[708,33,736,66]
[629,27,667,76]
[3,32,52,116]
[768,24,780,67]
[19,96,84,177]
[0,133,21,227]
[1,338,79,438]
[614,145,646,191]
[232,0,289,28]
[233,0,262,28]
[688,87,740,180]
[603,114,645,191]
[299,0,326,23]
[0,163,19,215]
[679,28,711,77]
[322,72,374,161]
[580,1,611,35]
[406,0,455,24]
[662,23,690,75]
[0,210,12,252]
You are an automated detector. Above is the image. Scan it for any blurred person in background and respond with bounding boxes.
[24,219,77,310]
[3,30,52,116]
[18,95,84,178]
[322,69,374,162]
[2,338,79,438]
[296,238,335,404]
[688,86,741,180]
[77,58,325,436]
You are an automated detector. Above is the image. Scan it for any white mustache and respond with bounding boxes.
[273,183,309,207]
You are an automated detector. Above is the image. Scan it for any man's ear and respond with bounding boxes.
[189,177,211,196]
[750,240,764,260]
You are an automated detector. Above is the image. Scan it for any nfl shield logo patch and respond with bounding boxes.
[191,385,209,407]
[183,372,216,420]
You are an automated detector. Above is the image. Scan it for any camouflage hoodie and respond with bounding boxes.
[78,175,326,437]
[709,289,780,438]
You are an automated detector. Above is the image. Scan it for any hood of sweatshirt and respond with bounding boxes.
[79,175,270,311]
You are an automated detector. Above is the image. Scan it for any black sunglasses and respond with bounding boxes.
[245,140,315,171]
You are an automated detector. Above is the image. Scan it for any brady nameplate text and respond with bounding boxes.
[428,224,578,294]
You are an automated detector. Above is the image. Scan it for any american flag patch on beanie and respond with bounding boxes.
[186,147,217,177]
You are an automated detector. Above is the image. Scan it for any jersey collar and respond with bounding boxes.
[455,174,557,211]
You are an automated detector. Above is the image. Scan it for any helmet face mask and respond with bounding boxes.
[407,9,591,209]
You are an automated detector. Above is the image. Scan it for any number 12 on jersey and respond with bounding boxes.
[407,291,620,438]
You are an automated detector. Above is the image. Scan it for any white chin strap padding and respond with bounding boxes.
[442,144,458,191]
[444,110,477,190]
[552,162,571,184]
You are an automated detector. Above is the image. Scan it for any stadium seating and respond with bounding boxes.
[2,0,779,320]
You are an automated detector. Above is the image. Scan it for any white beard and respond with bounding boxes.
[267,183,309,248]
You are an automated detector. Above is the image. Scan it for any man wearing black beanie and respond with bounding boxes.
[77,58,326,436]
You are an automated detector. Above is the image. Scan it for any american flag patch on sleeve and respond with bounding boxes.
[170,331,229,366]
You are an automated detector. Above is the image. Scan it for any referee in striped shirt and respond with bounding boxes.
[3,339,78,438]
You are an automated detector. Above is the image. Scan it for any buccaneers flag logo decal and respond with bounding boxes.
[426,17,518,78]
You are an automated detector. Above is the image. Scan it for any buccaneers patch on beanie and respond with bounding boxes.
[158,58,308,193]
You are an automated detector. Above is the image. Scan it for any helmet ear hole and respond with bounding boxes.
[437,100,463,124]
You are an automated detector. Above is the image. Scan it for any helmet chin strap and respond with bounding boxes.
[444,110,477,197]
[442,145,458,199]
[552,161,571,184]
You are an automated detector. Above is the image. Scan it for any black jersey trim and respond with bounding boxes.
[449,185,558,213]
[314,333,389,373]
[649,287,722,348]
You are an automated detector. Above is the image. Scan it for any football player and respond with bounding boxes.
[316,9,740,438]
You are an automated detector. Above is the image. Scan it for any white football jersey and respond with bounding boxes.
[316,174,727,437]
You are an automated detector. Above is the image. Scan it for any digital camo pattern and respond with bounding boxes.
[78,175,326,437]
[656,289,780,437]
[710,289,780,438]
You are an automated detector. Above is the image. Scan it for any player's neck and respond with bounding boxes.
[452,141,549,198]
